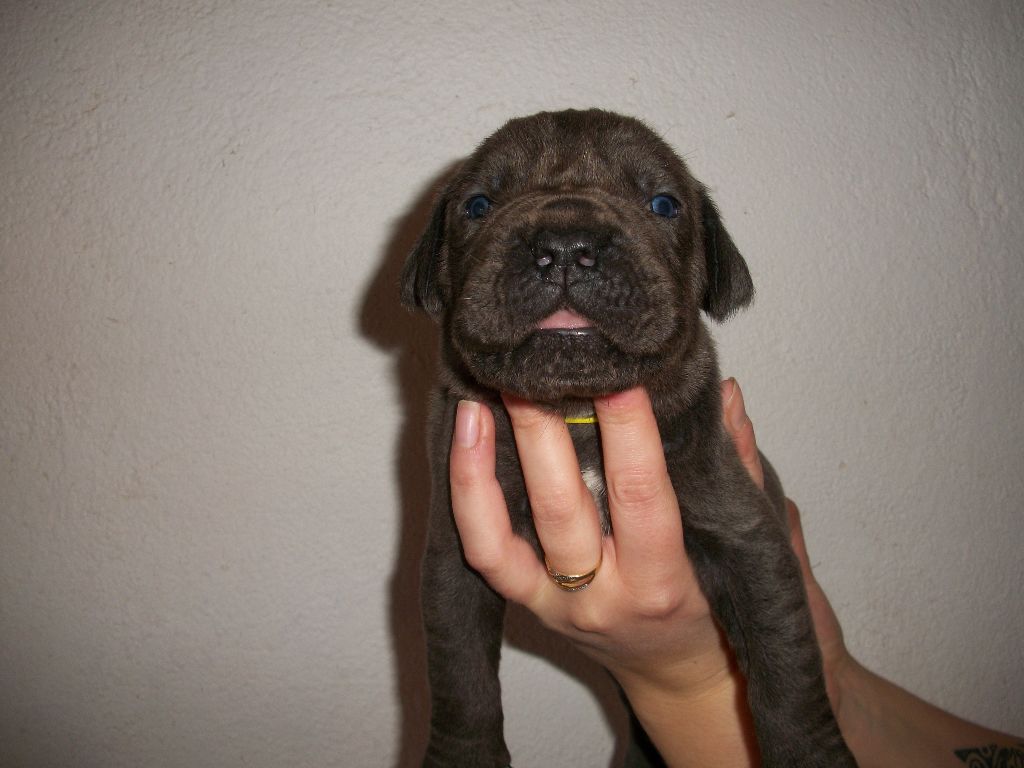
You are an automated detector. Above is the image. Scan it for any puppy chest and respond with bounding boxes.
[567,421,610,533]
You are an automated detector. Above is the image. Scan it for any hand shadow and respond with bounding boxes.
[358,164,631,768]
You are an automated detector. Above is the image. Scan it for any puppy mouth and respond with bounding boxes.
[533,308,598,336]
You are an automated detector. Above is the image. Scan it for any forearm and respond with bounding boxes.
[835,657,1022,768]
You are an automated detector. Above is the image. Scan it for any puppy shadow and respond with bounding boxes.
[358,166,630,768]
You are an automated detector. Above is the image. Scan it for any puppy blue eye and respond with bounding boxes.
[465,195,492,220]
[650,194,680,218]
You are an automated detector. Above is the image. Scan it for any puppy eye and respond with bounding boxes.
[465,195,493,220]
[649,194,680,218]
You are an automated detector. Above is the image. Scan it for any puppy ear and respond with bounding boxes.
[699,189,754,321]
[400,190,451,318]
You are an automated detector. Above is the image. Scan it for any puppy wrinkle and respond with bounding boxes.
[540,196,598,214]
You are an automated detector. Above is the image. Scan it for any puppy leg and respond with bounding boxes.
[685,472,856,767]
[421,462,511,767]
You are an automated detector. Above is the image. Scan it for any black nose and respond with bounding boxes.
[532,230,598,269]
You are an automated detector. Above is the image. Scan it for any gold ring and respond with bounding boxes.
[545,551,602,592]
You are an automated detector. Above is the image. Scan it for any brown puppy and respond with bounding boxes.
[401,109,855,767]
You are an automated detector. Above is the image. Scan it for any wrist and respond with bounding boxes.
[615,653,758,768]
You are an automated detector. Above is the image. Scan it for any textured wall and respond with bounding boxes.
[2,1,1021,766]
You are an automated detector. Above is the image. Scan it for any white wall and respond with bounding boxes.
[2,1,1021,766]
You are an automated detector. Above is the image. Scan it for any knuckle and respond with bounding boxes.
[529,487,582,527]
[449,462,479,491]
[462,540,504,580]
[634,584,683,620]
[607,466,664,509]
[449,449,485,492]
[459,538,486,572]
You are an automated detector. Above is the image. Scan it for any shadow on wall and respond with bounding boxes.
[358,163,631,768]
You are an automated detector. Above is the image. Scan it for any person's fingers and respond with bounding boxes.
[721,378,764,490]
[502,394,604,582]
[450,400,548,606]
[594,388,686,589]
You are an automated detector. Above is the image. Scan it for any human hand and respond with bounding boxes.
[455,382,1021,768]
[450,386,762,765]
[449,387,730,695]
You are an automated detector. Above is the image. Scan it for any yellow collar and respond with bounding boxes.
[564,414,597,425]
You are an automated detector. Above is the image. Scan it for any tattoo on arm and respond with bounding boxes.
[954,743,1024,768]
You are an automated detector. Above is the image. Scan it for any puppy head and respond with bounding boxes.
[401,109,753,402]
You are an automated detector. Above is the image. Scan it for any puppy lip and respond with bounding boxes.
[541,327,598,337]
[534,308,595,331]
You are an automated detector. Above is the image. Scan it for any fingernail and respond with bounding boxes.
[455,400,481,448]
[726,380,748,433]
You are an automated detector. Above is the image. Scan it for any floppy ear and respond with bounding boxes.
[699,188,754,321]
[400,190,451,318]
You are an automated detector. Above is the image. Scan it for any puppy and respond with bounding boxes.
[401,109,855,767]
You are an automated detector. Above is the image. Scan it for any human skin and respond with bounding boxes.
[448,380,1023,767]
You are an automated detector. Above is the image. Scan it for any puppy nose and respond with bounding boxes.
[532,230,597,269]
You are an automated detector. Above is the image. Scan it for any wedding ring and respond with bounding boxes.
[545,552,602,592]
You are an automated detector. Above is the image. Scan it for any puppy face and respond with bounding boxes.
[402,109,753,403]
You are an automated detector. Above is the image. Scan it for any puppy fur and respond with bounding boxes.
[401,109,855,767]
